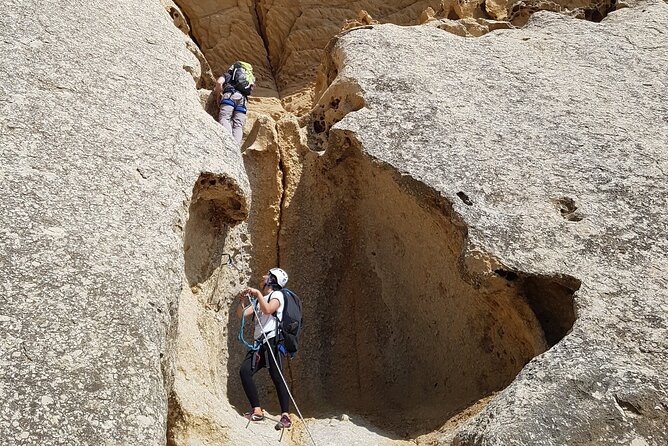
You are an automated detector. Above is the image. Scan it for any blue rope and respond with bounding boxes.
[239,299,260,351]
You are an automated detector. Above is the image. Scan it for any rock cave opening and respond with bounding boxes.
[223,134,581,439]
[184,173,246,288]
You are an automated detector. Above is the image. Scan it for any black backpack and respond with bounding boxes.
[272,288,303,355]
[228,62,254,96]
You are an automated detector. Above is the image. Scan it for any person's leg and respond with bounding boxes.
[231,110,247,146]
[239,349,266,416]
[267,344,290,415]
[230,92,247,146]
[218,92,235,138]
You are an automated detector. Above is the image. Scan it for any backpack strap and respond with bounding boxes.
[270,289,287,342]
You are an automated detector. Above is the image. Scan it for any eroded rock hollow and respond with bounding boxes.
[276,131,580,435]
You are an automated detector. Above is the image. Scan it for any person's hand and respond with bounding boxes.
[239,287,257,304]
[239,289,250,305]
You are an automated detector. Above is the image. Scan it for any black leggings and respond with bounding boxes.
[239,341,290,413]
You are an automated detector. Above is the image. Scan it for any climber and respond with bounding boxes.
[215,61,255,146]
[236,268,292,430]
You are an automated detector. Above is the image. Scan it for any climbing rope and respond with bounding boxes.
[243,292,318,446]
[238,298,260,351]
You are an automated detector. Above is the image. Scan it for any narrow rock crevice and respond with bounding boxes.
[275,155,287,266]
[253,0,279,91]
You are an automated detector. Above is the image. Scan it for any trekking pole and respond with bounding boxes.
[246,293,318,446]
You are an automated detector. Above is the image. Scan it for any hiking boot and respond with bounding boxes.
[244,410,264,422]
[274,414,292,430]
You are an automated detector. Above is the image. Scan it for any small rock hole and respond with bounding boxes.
[553,197,584,222]
[495,269,518,281]
[313,119,325,134]
[457,191,473,206]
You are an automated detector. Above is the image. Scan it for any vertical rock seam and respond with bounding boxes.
[253,0,279,88]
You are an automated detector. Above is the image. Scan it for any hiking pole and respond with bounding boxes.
[247,294,318,446]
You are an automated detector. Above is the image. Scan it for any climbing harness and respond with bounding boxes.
[221,98,236,107]
[220,98,247,114]
[241,292,318,446]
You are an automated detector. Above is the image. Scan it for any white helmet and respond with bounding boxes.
[269,268,288,287]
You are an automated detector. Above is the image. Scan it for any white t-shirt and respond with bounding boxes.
[253,290,284,340]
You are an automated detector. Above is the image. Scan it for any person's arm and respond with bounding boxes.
[243,287,281,315]
[214,76,225,100]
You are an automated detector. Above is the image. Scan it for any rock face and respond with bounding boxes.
[279,1,668,443]
[3,0,668,445]
[174,0,618,116]
[0,0,249,445]
[175,0,447,114]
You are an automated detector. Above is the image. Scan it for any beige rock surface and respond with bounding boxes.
[0,0,249,444]
[282,2,668,444]
[175,0,621,117]
[4,0,668,445]
[175,0,445,114]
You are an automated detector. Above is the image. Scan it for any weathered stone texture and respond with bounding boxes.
[3,0,668,444]
[175,0,621,117]
[0,0,249,445]
[175,0,445,114]
[288,1,667,444]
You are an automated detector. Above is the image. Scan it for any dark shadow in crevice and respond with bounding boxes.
[520,275,580,346]
[184,173,247,286]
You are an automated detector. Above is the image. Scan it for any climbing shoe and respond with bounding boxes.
[244,410,264,422]
[274,414,292,430]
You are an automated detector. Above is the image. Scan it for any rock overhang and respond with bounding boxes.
[319,2,668,443]
[330,4,668,288]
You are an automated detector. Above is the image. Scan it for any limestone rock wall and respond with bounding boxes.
[0,0,249,444]
[3,0,668,444]
[282,2,667,443]
[175,0,619,116]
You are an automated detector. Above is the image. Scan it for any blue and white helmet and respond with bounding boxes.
[269,268,288,287]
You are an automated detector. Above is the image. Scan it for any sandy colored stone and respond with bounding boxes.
[173,0,621,117]
[0,0,249,445]
[341,10,380,30]
[282,2,667,444]
[4,1,668,445]
[175,0,446,115]
[431,16,515,36]
[160,0,190,34]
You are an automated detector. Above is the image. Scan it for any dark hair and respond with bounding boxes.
[267,273,282,291]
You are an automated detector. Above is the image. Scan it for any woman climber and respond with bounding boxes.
[236,268,292,430]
